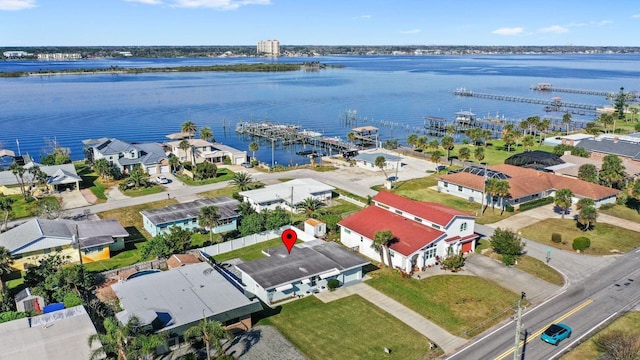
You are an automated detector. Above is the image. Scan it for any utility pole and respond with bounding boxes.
[513,291,526,360]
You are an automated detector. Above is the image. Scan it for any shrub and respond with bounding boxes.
[63,293,82,308]
[505,204,515,212]
[551,233,562,243]
[599,203,615,210]
[518,197,554,211]
[572,237,591,251]
[223,156,232,165]
[502,254,516,266]
[327,279,340,291]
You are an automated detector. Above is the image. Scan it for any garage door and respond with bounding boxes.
[147,166,157,175]
[462,241,474,253]
[160,165,170,174]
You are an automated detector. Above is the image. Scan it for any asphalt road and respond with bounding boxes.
[447,227,640,360]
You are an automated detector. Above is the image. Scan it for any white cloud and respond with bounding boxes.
[0,0,37,11]
[400,29,421,34]
[592,20,612,26]
[632,14,640,19]
[125,0,163,4]
[170,0,271,10]
[353,14,372,19]
[491,27,524,36]
[539,25,568,34]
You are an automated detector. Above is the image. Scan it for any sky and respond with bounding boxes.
[1,0,640,47]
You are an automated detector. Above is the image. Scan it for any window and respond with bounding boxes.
[55,246,63,252]
[414,217,422,223]
[444,182,448,188]
[360,236,363,242]
[378,203,389,209]
[389,250,395,258]
[344,229,351,234]
[44,248,51,254]
[424,243,437,259]
[395,210,403,215]
[460,222,467,232]
[458,186,463,192]
[432,224,441,230]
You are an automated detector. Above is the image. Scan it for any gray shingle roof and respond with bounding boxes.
[236,242,369,290]
[579,138,640,160]
[140,197,240,226]
[0,162,80,186]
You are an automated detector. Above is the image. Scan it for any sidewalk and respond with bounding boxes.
[315,282,467,354]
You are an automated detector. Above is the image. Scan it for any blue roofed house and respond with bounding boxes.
[141,197,240,237]
[83,138,169,175]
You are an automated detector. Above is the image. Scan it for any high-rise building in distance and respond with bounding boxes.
[257,40,280,56]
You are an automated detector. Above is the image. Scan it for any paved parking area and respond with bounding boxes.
[226,325,307,360]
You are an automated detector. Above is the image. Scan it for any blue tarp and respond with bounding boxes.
[43,302,65,314]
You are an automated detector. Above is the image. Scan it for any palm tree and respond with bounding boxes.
[440,136,455,164]
[178,139,193,164]
[230,172,254,191]
[374,230,395,269]
[578,206,597,231]
[554,188,573,219]
[168,155,181,173]
[428,139,440,151]
[128,168,148,189]
[88,316,141,360]
[406,133,418,149]
[430,150,443,170]
[184,317,232,360]
[562,113,572,135]
[181,120,197,138]
[198,206,221,243]
[248,141,259,161]
[0,196,15,232]
[416,135,428,151]
[522,135,535,152]
[295,197,325,218]
[537,118,551,145]
[445,124,456,136]
[494,180,511,214]
[94,158,111,181]
[8,163,27,199]
[0,246,14,290]
[130,333,167,360]
[458,147,471,166]
[473,146,485,163]
[200,126,214,142]
[374,155,389,181]
[485,178,509,213]
[347,132,356,148]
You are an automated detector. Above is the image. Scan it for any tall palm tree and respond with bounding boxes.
[8,163,27,199]
[374,230,395,269]
[184,317,232,360]
[347,132,356,148]
[578,206,597,231]
[458,147,471,166]
[522,135,535,152]
[248,141,259,161]
[200,126,214,142]
[130,332,168,360]
[430,150,442,170]
[295,197,325,218]
[178,139,193,164]
[445,124,456,136]
[94,158,111,181]
[416,135,428,151]
[484,178,501,213]
[554,188,573,219]
[0,196,15,232]
[128,168,148,189]
[406,133,418,149]
[168,155,181,173]
[374,155,389,181]
[198,206,221,243]
[0,246,15,290]
[181,120,197,138]
[494,180,511,214]
[562,113,572,135]
[537,118,551,145]
[473,146,485,163]
[88,316,141,360]
[230,172,254,191]
[440,136,455,163]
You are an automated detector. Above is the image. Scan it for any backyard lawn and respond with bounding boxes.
[562,311,640,360]
[97,199,177,237]
[367,269,520,337]
[259,295,440,360]
[75,162,108,202]
[391,176,515,225]
[599,203,640,224]
[211,237,289,263]
[520,219,640,255]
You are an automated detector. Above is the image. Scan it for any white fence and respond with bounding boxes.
[199,225,315,257]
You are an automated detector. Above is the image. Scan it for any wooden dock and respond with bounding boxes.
[453,88,598,113]
[531,82,639,101]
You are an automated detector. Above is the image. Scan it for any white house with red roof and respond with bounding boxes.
[338,191,477,273]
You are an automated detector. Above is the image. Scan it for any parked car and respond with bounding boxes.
[541,323,572,345]
[241,162,253,168]
[155,175,169,184]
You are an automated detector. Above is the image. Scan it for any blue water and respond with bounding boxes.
[1,54,639,166]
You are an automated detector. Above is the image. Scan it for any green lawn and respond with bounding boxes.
[174,168,235,186]
[520,218,640,255]
[367,269,520,337]
[83,241,148,273]
[75,162,108,202]
[197,186,239,198]
[448,140,557,166]
[210,237,285,262]
[259,295,440,360]
[391,176,515,225]
[562,311,640,360]
[599,203,640,224]
[121,184,164,197]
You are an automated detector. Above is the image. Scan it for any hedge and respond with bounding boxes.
[518,197,554,212]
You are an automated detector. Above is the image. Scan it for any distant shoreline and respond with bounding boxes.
[0,62,344,78]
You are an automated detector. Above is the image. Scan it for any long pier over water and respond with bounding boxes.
[235,122,355,153]
[531,82,639,101]
[453,88,598,114]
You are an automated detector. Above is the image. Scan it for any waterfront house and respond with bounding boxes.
[576,133,640,169]
[111,262,263,349]
[235,240,369,306]
[0,218,129,270]
[164,138,247,165]
[239,178,334,212]
[83,137,169,175]
[338,191,477,273]
[352,152,402,172]
[0,161,81,195]
[140,197,240,237]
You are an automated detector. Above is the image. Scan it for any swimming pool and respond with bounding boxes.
[126,269,161,280]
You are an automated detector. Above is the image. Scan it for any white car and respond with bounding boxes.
[156,175,169,184]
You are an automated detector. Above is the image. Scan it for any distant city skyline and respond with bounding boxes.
[1,0,639,47]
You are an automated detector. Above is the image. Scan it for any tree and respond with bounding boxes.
[445,124,456,136]
[593,330,640,360]
[525,115,540,136]
[141,226,192,259]
[576,198,595,210]
[441,252,465,272]
[554,189,573,219]
[88,316,141,360]
[184,317,232,360]
[248,141,259,161]
[194,162,217,181]
[490,228,524,266]
[230,172,254,191]
[562,113,572,135]
[406,133,418,149]
[265,207,291,229]
[130,332,168,360]
[347,132,356,147]
[373,230,395,269]
[458,147,471,165]
[168,154,180,173]
[428,139,440,151]
[578,205,597,231]
[0,246,14,290]
[614,87,628,124]
[416,135,428,151]
[36,197,63,220]
[536,118,551,145]
[473,146,485,163]
[238,212,265,236]
[440,136,455,163]
[522,135,535,152]
[374,155,389,181]
[24,253,71,303]
[486,178,510,213]
[199,126,214,142]
[8,163,28,199]
[0,196,15,232]
[178,139,193,164]
[585,121,601,136]
[465,127,481,145]
[599,155,627,189]
[181,120,197,138]
[198,206,221,243]
[93,158,112,181]
[600,113,615,133]
[295,197,325,218]
[578,164,599,183]
[430,150,443,169]
[128,168,148,189]
[502,131,516,152]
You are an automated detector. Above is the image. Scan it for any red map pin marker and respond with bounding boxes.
[281,229,297,254]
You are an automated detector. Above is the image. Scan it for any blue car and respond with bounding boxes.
[541,323,572,345]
